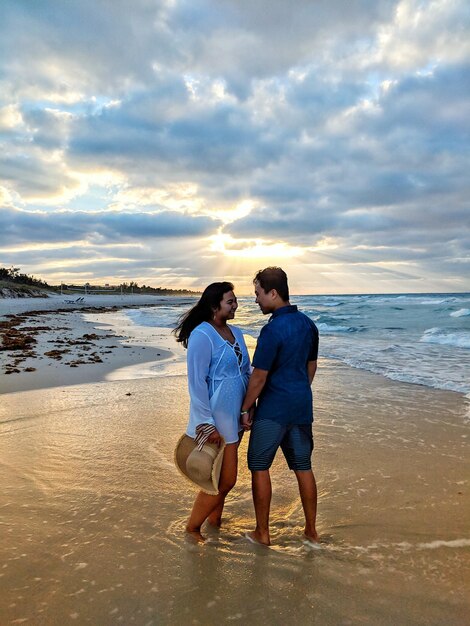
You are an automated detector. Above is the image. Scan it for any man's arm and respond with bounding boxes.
[241,367,268,412]
[308,360,317,385]
[240,367,268,429]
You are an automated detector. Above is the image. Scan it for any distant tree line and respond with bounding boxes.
[0,267,199,296]
[120,281,198,295]
[0,266,58,290]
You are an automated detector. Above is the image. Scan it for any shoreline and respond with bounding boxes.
[0,296,189,396]
[2,295,469,412]
[0,292,197,318]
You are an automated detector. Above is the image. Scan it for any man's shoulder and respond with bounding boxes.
[279,310,319,342]
[259,310,317,342]
[255,318,283,352]
[298,310,319,333]
[258,319,276,338]
[270,308,317,329]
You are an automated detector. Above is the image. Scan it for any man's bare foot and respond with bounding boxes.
[185,527,206,543]
[245,530,270,546]
[303,531,320,547]
[304,525,319,541]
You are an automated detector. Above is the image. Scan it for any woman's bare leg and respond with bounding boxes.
[186,442,238,540]
[207,436,242,527]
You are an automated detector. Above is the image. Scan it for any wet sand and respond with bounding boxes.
[0,297,191,394]
[1,352,469,624]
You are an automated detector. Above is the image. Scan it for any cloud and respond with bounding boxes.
[1,0,398,98]
[0,0,468,292]
[0,153,82,202]
[376,0,470,71]
[0,207,220,245]
[68,90,277,178]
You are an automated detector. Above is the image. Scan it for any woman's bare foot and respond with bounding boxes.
[207,516,222,529]
[185,526,206,543]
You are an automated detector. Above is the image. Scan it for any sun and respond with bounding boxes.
[209,233,305,260]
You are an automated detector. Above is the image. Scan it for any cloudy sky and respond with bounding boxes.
[1,0,469,294]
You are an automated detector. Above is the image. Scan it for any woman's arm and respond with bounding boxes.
[187,330,216,428]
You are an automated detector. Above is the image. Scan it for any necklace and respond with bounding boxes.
[210,321,234,343]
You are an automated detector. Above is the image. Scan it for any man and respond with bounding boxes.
[240,267,319,546]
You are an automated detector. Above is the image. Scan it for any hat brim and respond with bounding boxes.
[174,434,226,495]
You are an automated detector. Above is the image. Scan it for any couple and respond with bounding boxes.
[174,267,319,546]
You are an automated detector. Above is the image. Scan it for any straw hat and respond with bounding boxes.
[174,434,226,495]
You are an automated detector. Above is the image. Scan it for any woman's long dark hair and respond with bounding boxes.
[173,281,234,348]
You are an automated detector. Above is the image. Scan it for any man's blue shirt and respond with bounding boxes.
[252,305,319,425]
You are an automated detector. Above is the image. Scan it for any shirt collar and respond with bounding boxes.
[270,304,298,320]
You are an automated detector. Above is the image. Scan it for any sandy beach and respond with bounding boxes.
[1,299,469,625]
[0,295,192,394]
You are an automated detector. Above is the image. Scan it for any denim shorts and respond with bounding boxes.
[247,418,314,471]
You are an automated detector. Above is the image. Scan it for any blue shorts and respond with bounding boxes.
[247,419,313,471]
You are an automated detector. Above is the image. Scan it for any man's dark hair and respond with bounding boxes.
[254,267,289,301]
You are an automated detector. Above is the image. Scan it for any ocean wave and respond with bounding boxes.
[420,328,470,349]
[369,295,462,305]
[126,309,143,319]
[124,307,180,328]
[313,314,351,325]
[420,299,448,305]
[379,345,399,352]
[316,322,360,334]
[450,308,470,318]
[371,296,418,304]
[302,310,323,319]
[384,371,469,393]
[323,353,470,394]
[417,539,470,550]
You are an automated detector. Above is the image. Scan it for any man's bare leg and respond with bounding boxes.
[294,469,319,542]
[247,470,272,545]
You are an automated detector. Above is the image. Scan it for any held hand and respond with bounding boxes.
[241,411,253,431]
[207,428,222,446]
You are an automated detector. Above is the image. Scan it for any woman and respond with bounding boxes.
[174,282,250,541]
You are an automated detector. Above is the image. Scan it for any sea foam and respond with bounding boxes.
[420,328,470,349]
[450,308,470,318]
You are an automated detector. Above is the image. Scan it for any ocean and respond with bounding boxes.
[123,292,470,398]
